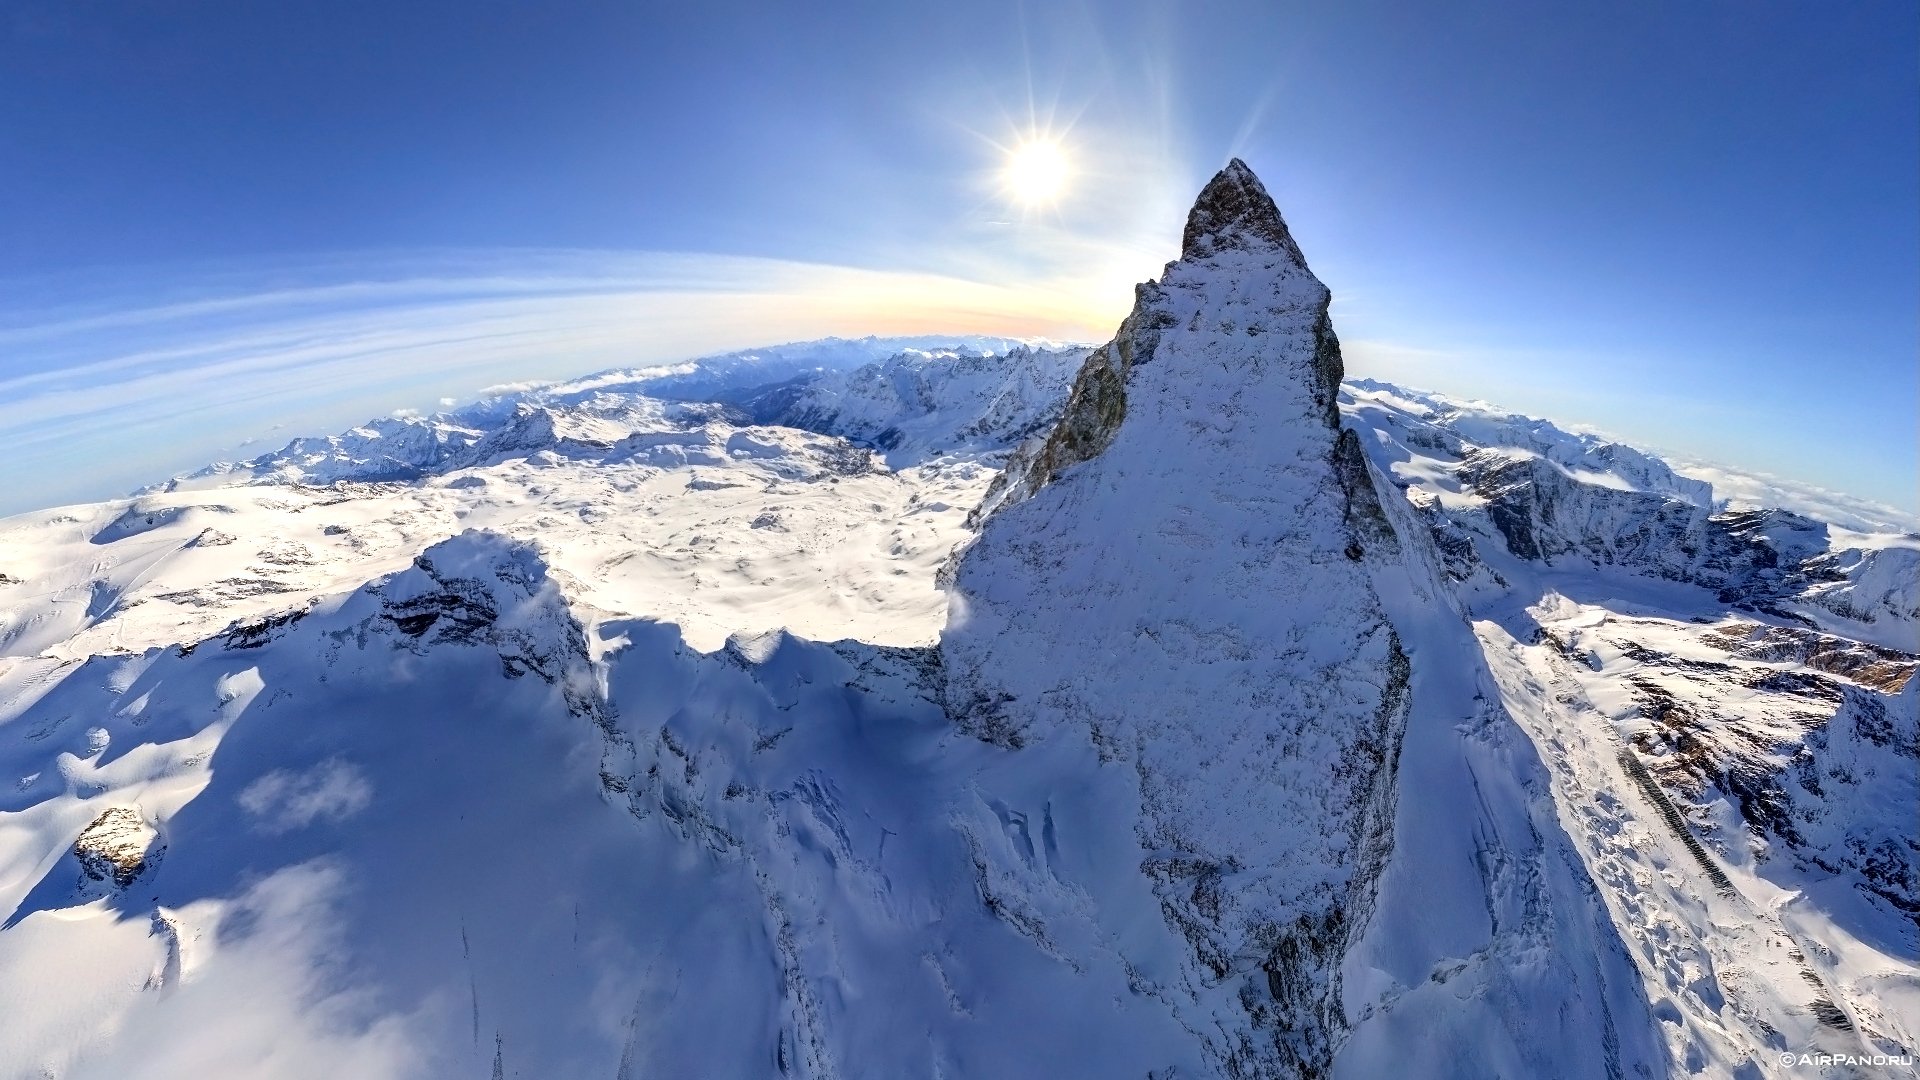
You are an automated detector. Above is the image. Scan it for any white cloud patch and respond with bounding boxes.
[1668,458,1920,535]
[238,760,374,834]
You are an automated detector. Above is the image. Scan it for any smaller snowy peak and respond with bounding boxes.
[1180,158,1310,268]
[1800,544,1920,645]
[1713,506,1833,565]
[447,402,636,470]
[391,528,549,595]
[373,529,589,684]
[162,413,487,491]
[379,529,556,633]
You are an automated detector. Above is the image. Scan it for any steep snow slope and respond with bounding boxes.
[1340,380,1918,1071]
[0,532,640,1078]
[0,530,1217,1078]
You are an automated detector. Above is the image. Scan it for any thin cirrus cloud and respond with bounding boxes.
[0,250,1127,518]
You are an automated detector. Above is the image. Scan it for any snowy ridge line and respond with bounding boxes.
[104,345,1914,665]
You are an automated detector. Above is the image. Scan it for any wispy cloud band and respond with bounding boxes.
[0,250,1124,517]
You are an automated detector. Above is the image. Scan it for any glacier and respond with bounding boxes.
[0,161,1912,1079]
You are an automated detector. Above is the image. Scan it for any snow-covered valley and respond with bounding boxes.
[0,163,1912,1079]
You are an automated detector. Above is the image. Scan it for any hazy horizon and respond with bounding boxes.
[2,1,1914,515]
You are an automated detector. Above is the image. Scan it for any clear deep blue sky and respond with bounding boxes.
[1,1,1914,517]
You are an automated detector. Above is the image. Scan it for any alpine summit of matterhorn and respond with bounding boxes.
[942,159,1663,1078]
[0,160,1910,1080]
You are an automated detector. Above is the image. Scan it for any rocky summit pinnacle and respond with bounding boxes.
[1180,157,1310,266]
[937,158,1669,1078]
[968,159,1344,521]
[941,158,1413,1076]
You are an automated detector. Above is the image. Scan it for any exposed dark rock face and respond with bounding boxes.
[1181,158,1311,267]
[1607,616,1918,929]
[222,605,313,650]
[1447,446,1915,647]
[968,297,1173,525]
[74,806,159,891]
[1460,450,1711,573]
[1334,428,1400,560]
[1704,621,1916,694]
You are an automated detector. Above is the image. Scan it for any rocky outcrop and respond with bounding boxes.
[1702,621,1916,694]
[376,530,596,691]
[1799,545,1920,641]
[74,806,160,892]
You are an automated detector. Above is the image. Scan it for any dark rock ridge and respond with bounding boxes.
[1462,454,1844,607]
[1180,158,1312,266]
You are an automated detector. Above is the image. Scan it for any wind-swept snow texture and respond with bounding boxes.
[0,164,1913,1080]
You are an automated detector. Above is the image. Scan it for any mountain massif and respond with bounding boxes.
[0,163,1911,1079]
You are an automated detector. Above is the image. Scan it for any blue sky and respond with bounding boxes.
[1,1,1914,517]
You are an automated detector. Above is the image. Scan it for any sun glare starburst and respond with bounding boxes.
[1003,138,1071,205]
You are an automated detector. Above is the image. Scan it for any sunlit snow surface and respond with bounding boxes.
[0,335,1911,1078]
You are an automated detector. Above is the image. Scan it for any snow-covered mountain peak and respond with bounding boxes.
[938,160,1645,1077]
[975,163,1343,521]
[1180,157,1311,268]
[379,530,553,625]
[369,529,596,689]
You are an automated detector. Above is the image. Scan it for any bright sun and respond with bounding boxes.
[1003,138,1070,205]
